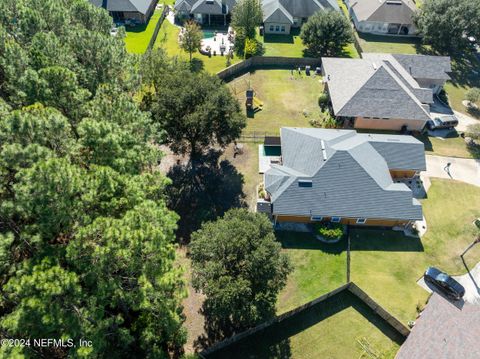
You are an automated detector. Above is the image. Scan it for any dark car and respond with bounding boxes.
[424,267,465,300]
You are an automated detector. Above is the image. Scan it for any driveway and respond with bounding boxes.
[417,262,480,305]
[425,155,480,187]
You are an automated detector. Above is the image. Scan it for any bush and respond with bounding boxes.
[314,222,344,241]
[318,92,329,110]
[466,123,480,139]
[465,87,480,105]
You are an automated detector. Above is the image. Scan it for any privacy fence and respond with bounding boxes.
[147,5,169,51]
[217,56,323,81]
[199,282,410,358]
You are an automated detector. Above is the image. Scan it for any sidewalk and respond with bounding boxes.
[425,155,480,187]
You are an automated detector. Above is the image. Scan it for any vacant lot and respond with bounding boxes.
[228,70,324,134]
[124,10,162,53]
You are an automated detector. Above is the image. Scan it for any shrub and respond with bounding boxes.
[465,87,480,105]
[315,222,344,241]
[466,123,480,139]
[318,92,330,110]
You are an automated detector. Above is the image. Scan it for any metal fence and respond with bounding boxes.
[238,131,279,143]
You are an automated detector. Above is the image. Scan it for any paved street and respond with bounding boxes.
[425,155,480,187]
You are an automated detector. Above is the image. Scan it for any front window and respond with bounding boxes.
[356,218,366,224]
[281,26,285,32]
[269,25,274,32]
[311,216,323,221]
[331,217,341,223]
[275,25,280,32]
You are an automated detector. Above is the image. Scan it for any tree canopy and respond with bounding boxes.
[179,20,203,62]
[231,0,263,39]
[413,0,480,54]
[190,209,291,342]
[0,1,185,357]
[300,10,353,57]
[141,51,246,161]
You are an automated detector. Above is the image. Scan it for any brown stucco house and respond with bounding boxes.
[89,0,157,24]
[322,53,451,132]
[257,127,426,228]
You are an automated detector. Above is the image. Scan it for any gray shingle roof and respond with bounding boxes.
[349,0,416,24]
[263,0,339,23]
[89,0,154,14]
[396,293,480,359]
[265,128,424,220]
[322,54,445,121]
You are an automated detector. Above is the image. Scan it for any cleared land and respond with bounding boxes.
[124,10,162,53]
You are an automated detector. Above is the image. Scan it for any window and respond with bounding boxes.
[331,217,341,223]
[356,218,367,224]
[269,25,274,32]
[311,216,323,221]
[275,25,280,32]
[298,180,312,188]
[281,26,285,32]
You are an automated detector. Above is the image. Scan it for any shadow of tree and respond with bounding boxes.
[167,149,246,242]
[276,230,347,254]
[190,58,205,73]
[350,228,425,252]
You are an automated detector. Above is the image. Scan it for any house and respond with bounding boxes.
[261,0,340,34]
[174,0,237,25]
[322,53,451,131]
[175,0,339,33]
[257,127,426,227]
[89,0,157,24]
[396,293,480,358]
[345,0,418,36]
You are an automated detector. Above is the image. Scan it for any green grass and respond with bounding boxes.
[416,133,479,159]
[228,70,324,134]
[124,10,162,53]
[256,28,306,58]
[208,290,401,359]
[276,232,347,314]
[351,179,480,324]
[155,19,241,73]
[356,32,422,55]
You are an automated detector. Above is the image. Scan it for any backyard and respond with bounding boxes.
[124,9,163,53]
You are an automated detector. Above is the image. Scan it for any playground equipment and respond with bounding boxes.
[245,89,263,111]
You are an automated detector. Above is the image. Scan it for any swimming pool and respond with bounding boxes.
[202,30,216,39]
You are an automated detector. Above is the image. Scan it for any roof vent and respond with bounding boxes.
[321,140,327,161]
[372,62,377,70]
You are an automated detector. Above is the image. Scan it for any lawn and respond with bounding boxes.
[124,10,162,53]
[416,133,479,159]
[276,232,347,314]
[351,179,480,324]
[207,290,402,359]
[356,32,421,55]
[155,19,241,73]
[227,70,324,134]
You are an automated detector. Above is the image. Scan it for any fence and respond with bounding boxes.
[238,131,279,143]
[217,56,323,81]
[199,282,410,358]
[348,283,411,337]
[147,5,169,51]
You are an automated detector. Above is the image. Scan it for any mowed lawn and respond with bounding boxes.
[351,179,480,324]
[124,10,162,53]
[155,19,241,73]
[228,70,324,134]
[416,133,479,159]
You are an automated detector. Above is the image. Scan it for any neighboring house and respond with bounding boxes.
[322,53,451,131]
[257,127,425,227]
[89,0,157,24]
[345,0,418,35]
[175,0,339,33]
[396,293,480,359]
[175,0,237,26]
[262,0,340,34]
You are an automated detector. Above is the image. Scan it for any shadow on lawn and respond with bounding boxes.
[205,290,404,359]
[167,149,246,242]
[350,228,424,252]
[276,231,347,254]
[262,28,300,45]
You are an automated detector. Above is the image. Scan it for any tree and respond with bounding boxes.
[142,53,246,161]
[231,0,263,39]
[179,20,203,62]
[300,10,353,57]
[413,0,480,54]
[190,209,291,340]
[0,1,186,357]
[465,87,480,106]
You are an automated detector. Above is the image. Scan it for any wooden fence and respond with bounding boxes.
[239,131,279,143]
[217,56,323,81]
[199,282,410,358]
[147,5,169,51]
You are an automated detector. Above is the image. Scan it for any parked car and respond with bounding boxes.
[424,267,465,300]
[426,115,458,131]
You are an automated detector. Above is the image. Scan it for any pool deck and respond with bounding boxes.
[200,29,234,55]
[258,145,282,174]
